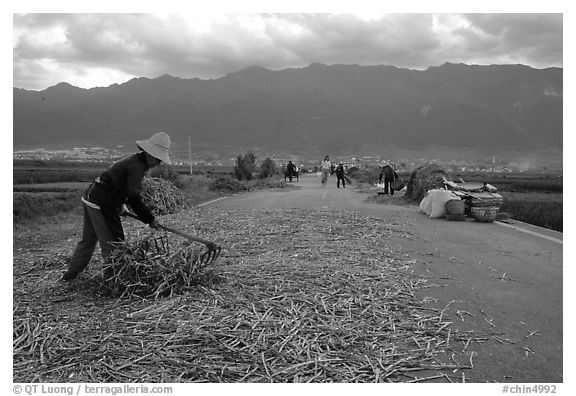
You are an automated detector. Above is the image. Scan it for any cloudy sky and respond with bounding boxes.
[13,11,563,91]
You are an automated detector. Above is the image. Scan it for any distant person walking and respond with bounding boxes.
[321,155,332,187]
[335,163,346,188]
[286,160,297,182]
[379,163,399,195]
[62,132,172,281]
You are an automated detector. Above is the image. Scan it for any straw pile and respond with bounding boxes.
[100,236,222,299]
[209,176,247,193]
[141,177,189,215]
[404,164,448,203]
[14,208,491,383]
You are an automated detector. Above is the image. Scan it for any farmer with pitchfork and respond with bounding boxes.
[62,132,171,281]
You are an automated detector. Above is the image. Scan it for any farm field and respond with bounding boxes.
[451,171,562,193]
[13,159,206,185]
[499,192,562,232]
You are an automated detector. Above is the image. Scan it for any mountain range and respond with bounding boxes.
[13,62,563,160]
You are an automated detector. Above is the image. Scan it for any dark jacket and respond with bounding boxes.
[286,162,297,174]
[335,165,345,178]
[379,165,398,182]
[84,152,155,224]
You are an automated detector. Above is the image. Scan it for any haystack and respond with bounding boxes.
[101,236,221,299]
[404,164,448,202]
[141,177,189,215]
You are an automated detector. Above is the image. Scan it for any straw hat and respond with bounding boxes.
[136,132,171,164]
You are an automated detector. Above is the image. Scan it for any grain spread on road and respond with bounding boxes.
[14,207,487,382]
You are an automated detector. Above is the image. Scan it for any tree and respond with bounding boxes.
[234,151,257,180]
[259,157,276,179]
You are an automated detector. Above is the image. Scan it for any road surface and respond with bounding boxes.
[204,174,563,383]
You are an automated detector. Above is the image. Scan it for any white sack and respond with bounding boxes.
[419,195,433,216]
[428,189,459,218]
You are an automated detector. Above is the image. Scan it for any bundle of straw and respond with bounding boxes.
[141,177,189,216]
[101,236,221,299]
[405,164,448,202]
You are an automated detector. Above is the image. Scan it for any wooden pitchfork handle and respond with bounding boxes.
[123,212,218,250]
[157,224,216,248]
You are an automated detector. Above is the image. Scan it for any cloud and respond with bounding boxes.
[455,14,563,66]
[266,14,441,66]
[13,13,563,90]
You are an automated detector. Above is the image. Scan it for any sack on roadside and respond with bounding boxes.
[419,195,433,216]
[428,189,459,218]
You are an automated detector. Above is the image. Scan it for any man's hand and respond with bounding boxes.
[205,241,218,251]
[149,219,160,229]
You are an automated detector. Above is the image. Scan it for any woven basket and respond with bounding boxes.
[471,206,498,222]
[469,197,503,207]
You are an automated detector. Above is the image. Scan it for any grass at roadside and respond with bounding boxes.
[500,192,562,232]
[13,191,83,223]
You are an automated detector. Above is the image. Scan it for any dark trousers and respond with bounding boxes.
[337,176,346,188]
[285,171,296,182]
[67,203,124,276]
[384,177,394,195]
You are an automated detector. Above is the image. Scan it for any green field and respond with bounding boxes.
[450,171,563,193]
[499,192,563,232]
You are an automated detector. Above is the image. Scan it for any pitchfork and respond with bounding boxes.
[123,212,222,265]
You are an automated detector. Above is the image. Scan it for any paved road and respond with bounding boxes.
[205,174,563,383]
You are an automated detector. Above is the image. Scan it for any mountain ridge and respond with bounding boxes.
[13,63,562,158]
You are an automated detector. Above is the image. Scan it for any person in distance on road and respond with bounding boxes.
[320,155,331,187]
[61,132,171,281]
[335,163,346,188]
[379,163,399,195]
[286,160,297,182]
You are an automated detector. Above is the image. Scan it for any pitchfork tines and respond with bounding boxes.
[199,246,222,265]
[124,212,221,265]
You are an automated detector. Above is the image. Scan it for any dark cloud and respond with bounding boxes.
[13,13,563,90]
[458,13,562,66]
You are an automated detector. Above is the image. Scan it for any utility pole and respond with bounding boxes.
[188,136,193,175]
